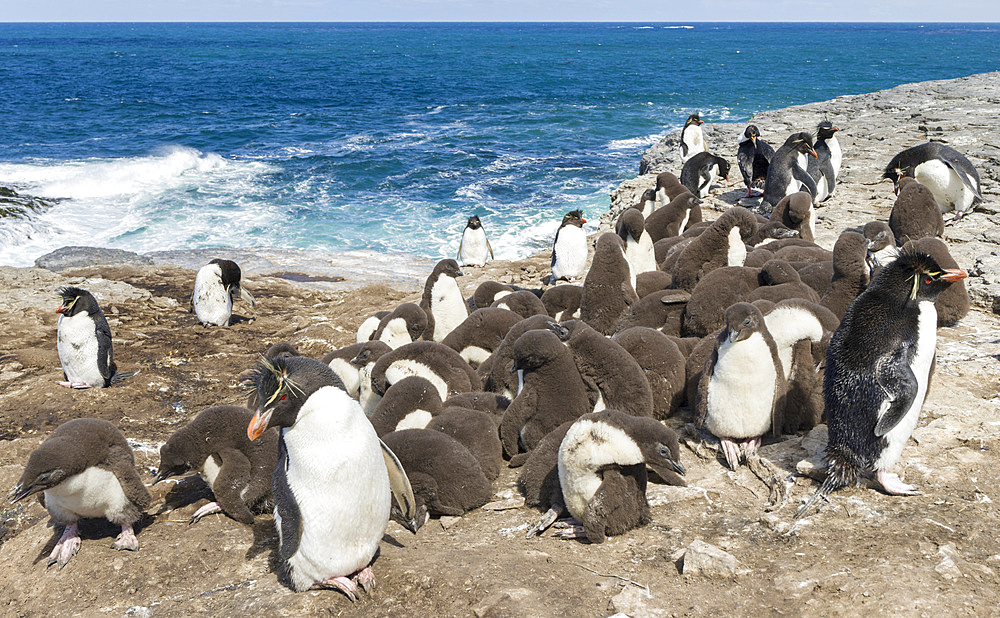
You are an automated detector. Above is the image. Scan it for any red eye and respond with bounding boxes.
[924,276,932,284]
[280,394,287,401]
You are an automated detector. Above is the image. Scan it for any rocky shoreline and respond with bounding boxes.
[1,72,999,616]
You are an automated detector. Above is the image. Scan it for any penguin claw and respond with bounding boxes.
[312,575,359,601]
[552,524,587,540]
[189,501,223,524]
[353,566,375,595]
[57,381,92,389]
[526,506,563,538]
[876,470,921,496]
[719,438,743,470]
[111,524,140,552]
[48,523,81,568]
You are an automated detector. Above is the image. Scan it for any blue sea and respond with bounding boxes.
[1,22,998,267]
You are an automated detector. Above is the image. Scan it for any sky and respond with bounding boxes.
[4,1,1000,23]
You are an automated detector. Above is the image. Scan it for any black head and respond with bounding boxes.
[723,302,764,343]
[512,329,566,372]
[153,434,198,485]
[816,120,839,140]
[466,215,482,230]
[9,440,73,503]
[686,113,703,127]
[264,342,301,360]
[349,340,392,367]
[862,221,895,253]
[640,188,656,202]
[785,132,818,158]
[248,356,341,440]
[714,155,731,180]
[432,258,464,279]
[873,249,967,304]
[56,287,101,317]
[628,415,686,480]
[209,259,243,288]
[395,303,429,340]
[743,125,760,141]
[561,210,586,228]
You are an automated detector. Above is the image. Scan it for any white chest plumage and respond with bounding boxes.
[763,307,824,379]
[44,466,132,522]
[558,419,643,521]
[394,409,434,431]
[384,358,450,401]
[698,164,718,198]
[327,357,361,398]
[429,276,468,342]
[913,160,978,214]
[681,126,706,163]
[378,317,413,350]
[827,136,842,179]
[459,227,491,267]
[358,363,380,414]
[193,264,231,326]
[875,301,937,470]
[726,227,747,267]
[705,332,777,439]
[552,226,588,280]
[279,386,390,590]
[356,315,382,344]
[201,455,222,487]
[57,312,104,386]
[624,232,657,275]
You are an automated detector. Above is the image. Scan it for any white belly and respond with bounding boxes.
[44,467,132,523]
[705,333,777,439]
[815,175,830,202]
[356,315,382,344]
[394,409,434,431]
[57,312,105,386]
[459,345,492,368]
[194,264,232,326]
[828,136,842,179]
[914,160,977,214]
[726,227,747,267]
[698,165,718,198]
[624,232,658,274]
[327,357,361,398]
[430,277,468,342]
[558,419,643,521]
[551,226,588,280]
[459,227,491,267]
[384,359,450,401]
[378,318,413,350]
[678,209,691,235]
[280,387,390,590]
[875,302,936,470]
[358,364,380,415]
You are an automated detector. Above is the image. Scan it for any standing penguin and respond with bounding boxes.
[696,303,786,469]
[883,142,981,220]
[680,152,731,198]
[680,113,706,163]
[579,233,638,335]
[55,287,137,388]
[154,405,278,524]
[737,124,775,197]
[670,206,758,293]
[457,215,494,267]
[247,356,418,597]
[420,259,468,342]
[798,250,967,516]
[550,210,588,282]
[807,121,841,202]
[615,208,657,274]
[760,132,818,215]
[192,258,256,326]
[9,418,151,567]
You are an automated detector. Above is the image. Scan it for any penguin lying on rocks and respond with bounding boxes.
[154,405,277,524]
[9,418,151,567]
[192,258,256,326]
[426,407,503,481]
[368,376,443,436]
[55,287,138,388]
[247,356,418,598]
[883,142,982,221]
[798,250,967,517]
[441,307,522,368]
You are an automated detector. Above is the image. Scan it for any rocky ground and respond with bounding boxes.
[1,72,999,617]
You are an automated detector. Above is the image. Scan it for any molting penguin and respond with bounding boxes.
[737,124,775,197]
[798,250,967,516]
[613,289,690,337]
[420,259,467,342]
[441,307,522,368]
[555,410,685,543]
[888,176,945,243]
[680,113,706,163]
[55,287,137,389]
[760,132,818,215]
[154,405,277,524]
[644,192,702,242]
[347,340,394,414]
[499,329,591,460]
[192,258,256,326]
[654,171,689,205]
[615,208,657,274]
[696,303,786,469]
[680,152,731,198]
[770,191,816,243]
[472,281,514,310]
[356,311,390,344]
[807,121,841,202]
[368,376,443,436]
[371,303,429,349]
[550,210,589,282]
[321,341,386,400]
[670,206,758,292]
[579,232,638,336]
[9,418,151,567]
[247,356,418,597]
[883,142,981,220]
[638,188,659,218]
[457,215,494,267]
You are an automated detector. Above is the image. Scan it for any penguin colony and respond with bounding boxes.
[8,115,980,604]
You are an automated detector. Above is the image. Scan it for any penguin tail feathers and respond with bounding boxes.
[110,370,140,385]
[794,449,862,519]
[794,474,841,519]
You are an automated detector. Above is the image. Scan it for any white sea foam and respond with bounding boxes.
[605,133,666,151]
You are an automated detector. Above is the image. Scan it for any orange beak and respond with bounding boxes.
[809,148,818,158]
[940,269,968,282]
[56,304,67,314]
[581,218,587,224]
[247,408,272,441]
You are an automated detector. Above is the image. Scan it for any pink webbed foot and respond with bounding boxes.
[57,381,93,389]
[719,438,743,470]
[111,524,140,551]
[741,437,761,457]
[876,470,921,496]
[551,518,586,540]
[526,504,563,538]
[312,575,359,601]
[353,566,375,595]
[189,501,223,524]
[48,522,81,568]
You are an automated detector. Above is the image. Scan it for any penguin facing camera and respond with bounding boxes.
[420,259,468,343]
[550,210,588,282]
[457,215,495,267]
[807,120,841,202]
[56,286,138,388]
[737,124,775,198]
[680,113,706,163]
[192,258,256,326]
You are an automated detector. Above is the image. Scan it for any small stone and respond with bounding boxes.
[482,497,525,511]
[439,516,461,530]
[935,543,963,581]
[610,585,668,618]
[681,539,738,578]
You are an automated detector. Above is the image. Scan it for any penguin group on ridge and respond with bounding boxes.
[7,111,982,602]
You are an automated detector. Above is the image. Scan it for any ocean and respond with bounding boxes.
[1,22,998,267]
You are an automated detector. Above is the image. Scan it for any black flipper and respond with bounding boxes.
[213,448,255,524]
[737,144,754,187]
[94,314,114,384]
[273,437,303,562]
[792,164,818,199]
[938,155,983,201]
[873,347,918,437]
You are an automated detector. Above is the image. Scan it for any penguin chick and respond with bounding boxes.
[320,341,384,400]
[425,407,503,481]
[380,429,492,517]
[889,177,945,243]
[370,340,482,403]
[9,418,151,567]
[478,314,554,400]
[613,289,690,337]
[371,303,429,349]
[443,391,510,427]
[356,311,390,344]
[670,206,758,292]
[55,287,137,388]
[457,215,494,267]
[681,265,760,338]
[579,232,638,335]
[348,340,394,414]
[612,327,686,420]
[247,356,418,597]
[680,152,731,198]
[696,302,786,469]
[472,281,514,310]
[770,191,816,242]
[820,231,877,320]
[490,290,548,319]
[441,307,522,368]
[655,171,689,205]
[556,410,685,543]
[154,405,277,524]
[420,259,467,342]
[904,237,969,326]
[368,376,443,436]
[193,258,256,326]
[799,250,967,516]
[615,208,658,274]
[644,192,702,242]
[550,210,589,282]
[541,284,583,321]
